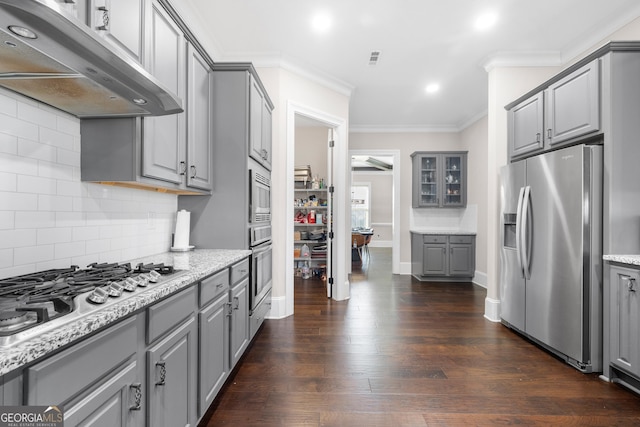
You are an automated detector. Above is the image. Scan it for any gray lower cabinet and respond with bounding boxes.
[230,276,250,369]
[411,233,475,281]
[25,316,141,426]
[146,287,197,427]
[609,265,640,380]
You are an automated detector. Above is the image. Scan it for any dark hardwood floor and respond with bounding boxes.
[200,248,640,426]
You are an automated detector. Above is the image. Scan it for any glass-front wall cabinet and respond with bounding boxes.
[412,151,467,208]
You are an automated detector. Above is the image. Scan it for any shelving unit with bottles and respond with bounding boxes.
[411,151,467,208]
[293,188,329,279]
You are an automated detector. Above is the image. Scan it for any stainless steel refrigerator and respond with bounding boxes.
[499,143,603,372]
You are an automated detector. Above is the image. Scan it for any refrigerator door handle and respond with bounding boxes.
[521,186,532,280]
[515,186,526,277]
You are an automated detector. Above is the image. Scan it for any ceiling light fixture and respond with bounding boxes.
[475,12,498,31]
[311,12,332,33]
[425,83,440,94]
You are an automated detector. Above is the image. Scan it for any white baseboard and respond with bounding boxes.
[265,295,290,319]
[472,271,487,288]
[399,261,412,275]
[484,297,501,322]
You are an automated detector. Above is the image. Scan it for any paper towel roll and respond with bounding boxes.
[173,209,191,249]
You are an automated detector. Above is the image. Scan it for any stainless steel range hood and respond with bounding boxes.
[0,0,183,117]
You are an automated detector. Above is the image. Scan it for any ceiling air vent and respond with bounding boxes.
[368,51,381,66]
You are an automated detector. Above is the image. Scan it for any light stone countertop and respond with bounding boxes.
[0,249,250,376]
[410,229,476,235]
[603,255,640,267]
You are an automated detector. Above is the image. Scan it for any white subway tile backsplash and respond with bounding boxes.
[38,194,74,211]
[55,211,86,227]
[0,132,17,155]
[40,127,74,151]
[15,245,54,265]
[17,175,57,195]
[17,138,57,162]
[0,229,37,249]
[57,148,81,167]
[0,192,38,211]
[0,153,39,175]
[72,226,101,241]
[0,172,17,192]
[15,211,56,229]
[38,160,74,181]
[37,227,72,245]
[0,249,13,268]
[55,241,86,259]
[0,94,178,279]
[0,113,39,141]
[18,102,58,129]
[0,212,14,230]
[0,92,17,116]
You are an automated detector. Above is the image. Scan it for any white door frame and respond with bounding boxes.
[285,101,350,316]
[349,149,401,274]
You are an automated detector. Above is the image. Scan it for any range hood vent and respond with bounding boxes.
[0,0,183,117]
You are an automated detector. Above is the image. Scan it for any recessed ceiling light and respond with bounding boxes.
[311,12,332,33]
[425,83,440,94]
[475,12,498,31]
[8,25,37,39]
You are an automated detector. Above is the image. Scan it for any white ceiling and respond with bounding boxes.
[185,0,640,131]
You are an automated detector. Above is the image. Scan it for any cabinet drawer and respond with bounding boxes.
[449,235,473,244]
[147,286,197,344]
[200,269,229,307]
[231,258,250,285]
[423,235,447,244]
[26,316,137,406]
[250,291,271,340]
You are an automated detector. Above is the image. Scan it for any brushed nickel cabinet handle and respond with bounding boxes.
[97,6,109,31]
[155,361,166,386]
[130,383,142,410]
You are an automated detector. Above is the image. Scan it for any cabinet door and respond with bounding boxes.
[90,0,145,63]
[198,293,229,417]
[448,244,474,277]
[142,1,186,185]
[413,154,440,207]
[147,316,197,427]
[508,92,544,160]
[261,101,273,170]
[186,44,213,191]
[422,243,447,276]
[64,361,142,427]
[546,60,600,146]
[442,154,466,207]
[230,277,250,369]
[610,267,640,376]
[249,76,271,169]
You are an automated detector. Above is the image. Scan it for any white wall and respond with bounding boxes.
[0,88,177,280]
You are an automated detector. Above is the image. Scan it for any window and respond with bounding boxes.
[351,183,371,228]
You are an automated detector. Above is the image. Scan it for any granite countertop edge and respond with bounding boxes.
[410,229,477,235]
[0,248,251,377]
[604,254,640,266]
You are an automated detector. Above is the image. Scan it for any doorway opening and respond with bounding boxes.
[349,149,401,275]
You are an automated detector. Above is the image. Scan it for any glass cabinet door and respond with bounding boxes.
[419,155,439,207]
[443,154,464,207]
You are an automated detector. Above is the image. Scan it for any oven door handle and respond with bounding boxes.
[252,242,272,254]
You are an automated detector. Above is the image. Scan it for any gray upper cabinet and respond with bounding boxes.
[411,151,467,208]
[545,60,600,146]
[186,44,213,191]
[508,92,544,159]
[507,59,601,161]
[142,0,186,185]
[249,75,273,170]
[89,0,146,63]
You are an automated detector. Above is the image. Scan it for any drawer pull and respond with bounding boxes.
[130,383,142,410]
[155,361,166,386]
[627,277,637,292]
[233,296,240,310]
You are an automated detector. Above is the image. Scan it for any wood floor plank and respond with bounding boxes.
[199,248,640,426]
